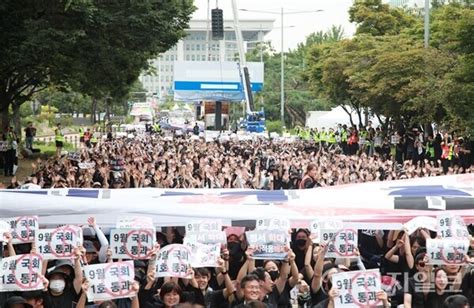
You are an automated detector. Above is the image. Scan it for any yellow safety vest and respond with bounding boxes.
[55,129,64,142]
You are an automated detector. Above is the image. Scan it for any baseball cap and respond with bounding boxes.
[5,296,33,308]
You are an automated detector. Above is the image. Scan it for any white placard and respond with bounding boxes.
[322,228,358,259]
[84,261,135,302]
[110,229,155,260]
[256,218,290,231]
[185,220,222,233]
[246,230,289,260]
[0,254,43,292]
[0,221,11,242]
[310,220,321,242]
[184,241,220,268]
[391,135,399,145]
[359,137,366,145]
[3,216,38,244]
[155,244,191,279]
[116,216,154,229]
[185,231,226,245]
[403,216,438,235]
[35,226,83,260]
[360,230,377,237]
[426,238,469,265]
[67,152,81,161]
[437,213,469,239]
[333,269,382,308]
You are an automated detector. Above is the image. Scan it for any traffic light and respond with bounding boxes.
[211,8,224,40]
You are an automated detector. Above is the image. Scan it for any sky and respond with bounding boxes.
[191,0,357,51]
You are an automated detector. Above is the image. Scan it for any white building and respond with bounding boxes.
[139,18,274,98]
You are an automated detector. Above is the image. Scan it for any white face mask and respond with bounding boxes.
[50,279,66,293]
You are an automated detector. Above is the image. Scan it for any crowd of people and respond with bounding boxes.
[0,217,473,308]
[1,122,472,189]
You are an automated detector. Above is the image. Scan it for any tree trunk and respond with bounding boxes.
[0,106,9,132]
[341,105,354,127]
[91,98,97,124]
[355,106,363,127]
[105,97,110,122]
[12,104,21,141]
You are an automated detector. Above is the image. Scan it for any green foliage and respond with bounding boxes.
[305,1,474,133]
[266,120,283,134]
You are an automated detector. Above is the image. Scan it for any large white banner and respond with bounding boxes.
[1,174,473,228]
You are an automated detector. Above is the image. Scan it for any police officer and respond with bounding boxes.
[54,123,64,157]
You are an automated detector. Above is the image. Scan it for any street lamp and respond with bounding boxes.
[239,8,323,127]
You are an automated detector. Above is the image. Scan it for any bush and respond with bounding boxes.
[266,120,283,134]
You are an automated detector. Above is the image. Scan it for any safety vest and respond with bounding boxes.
[90,134,98,143]
[79,128,84,138]
[55,128,64,142]
[341,130,348,142]
[426,141,435,157]
[6,132,15,150]
[448,144,453,160]
[320,131,327,142]
[328,132,336,144]
[313,132,320,142]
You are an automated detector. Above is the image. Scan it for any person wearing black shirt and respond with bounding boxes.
[233,274,270,308]
[403,253,431,308]
[427,268,450,308]
[299,164,317,189]
[192,261,234,308]
[43,254,83,308]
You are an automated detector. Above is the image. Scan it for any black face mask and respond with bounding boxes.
[227,242,243,258]
[268,270,279,281]
[295,239,307,247]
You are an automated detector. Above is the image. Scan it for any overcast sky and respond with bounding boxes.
[192,0,357,51]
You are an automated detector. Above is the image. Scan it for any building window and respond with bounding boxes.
[185,44,190,51]
[191,55,196,61]
[186,55,190,61]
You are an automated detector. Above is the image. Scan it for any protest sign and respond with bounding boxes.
[78,162,96,169]
[310,220,321,242]
[116,216,154,229]
[426,238,469,265]
[360,230,377,237]
[155,244,191,279]
[186,220,222,233]
[0,141,7,152]
[35,226,83,260]
[0,221,11,242]
[67,152,81,162]
[0,254,43,292]
[391,135,400,145]
[437,213,469,239]
[185,231,226,245]
[3,216,38,244]
[403,216,438,235]
[256,218,290,231]
[359,137,366,145]
[110,229,155,260]
[184,240,220,268]
[246,230,288,260]
[374,136,382,147]
[322,228,358,258]
[332,269,381,308]
[84,261,135,302]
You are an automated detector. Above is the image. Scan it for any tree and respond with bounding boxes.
[0,0,195,135]
[349,0,416,36]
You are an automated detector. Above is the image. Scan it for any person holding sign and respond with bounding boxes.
[384,231,415,287]
[403,253,432,308]
[75,278,140,308]
[43,246,83,308]
[192,258,235,307]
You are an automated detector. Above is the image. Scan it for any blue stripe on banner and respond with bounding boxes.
[3,190,48,195]
[174,81,263,92]
[66,189,100,198]
[161,191,203,196]
[221,191,288,202]
[388,185,471,197]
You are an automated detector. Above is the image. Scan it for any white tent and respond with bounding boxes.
[306,106,381,129]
